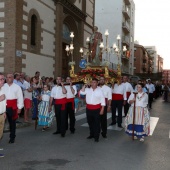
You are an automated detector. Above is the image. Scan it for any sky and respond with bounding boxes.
[133,0,170,69]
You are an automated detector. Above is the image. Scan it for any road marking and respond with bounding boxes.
[149,117,159,136]
[76,112,159,134]
[75,113,86,121]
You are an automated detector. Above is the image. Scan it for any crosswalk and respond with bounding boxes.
[75,112,159,135]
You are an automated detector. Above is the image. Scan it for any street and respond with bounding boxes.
[0,98,170,170]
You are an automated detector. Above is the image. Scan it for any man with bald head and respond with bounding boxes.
[3,73,24,143]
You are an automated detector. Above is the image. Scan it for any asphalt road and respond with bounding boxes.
[0,98,170,170]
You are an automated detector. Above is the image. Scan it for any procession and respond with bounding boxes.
[0,70,164,155]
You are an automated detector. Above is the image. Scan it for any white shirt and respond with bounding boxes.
[124,82,133,93]
[128,92,148,107]
[23,81,32,100]
[100,85,112,100]
[112,83,127,100]
[65,85,77,99]
[51,85,67,99]
[146,83,155,93]
[0,86,6,114]
[80,87,105,106]
[3,83,24,109]
[42,91,51,102]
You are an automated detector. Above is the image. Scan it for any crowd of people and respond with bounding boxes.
[0,71,168,158]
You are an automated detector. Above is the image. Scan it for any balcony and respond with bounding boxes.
[122,6,130,19]
[122,36,130,46]
[143,63,147,68]
[122,21,130,33]
[124,0,131,5]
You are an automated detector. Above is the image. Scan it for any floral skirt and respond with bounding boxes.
[125,106,150,138]
[38,101,55,126]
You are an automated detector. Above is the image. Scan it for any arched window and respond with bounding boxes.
[31,15,37,46]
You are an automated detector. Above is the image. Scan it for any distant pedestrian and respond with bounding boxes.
[125,83,150,142]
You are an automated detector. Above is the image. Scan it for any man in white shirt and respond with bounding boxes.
[80,78,105,142]
[49,76,67,137]
[123,76,133,117]
[65,77,77,134]
[0,73,6,158]
[3,73,24,143]
[99,77,112,138]
[146,79,155,109]
[111,78,126,128]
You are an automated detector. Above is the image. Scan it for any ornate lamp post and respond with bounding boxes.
[113,34,127,76]
[79,37,92,67]
[65,32,75,65]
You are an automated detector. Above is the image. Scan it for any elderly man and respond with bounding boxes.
[0,73,6,157]
[3,73,24,143]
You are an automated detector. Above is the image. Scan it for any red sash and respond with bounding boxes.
[126,92,131,99]
[55,98,66,110]
[6,99,18,120]
[67,98,74,110]
[112,94,123,100]
[87,104,101,110]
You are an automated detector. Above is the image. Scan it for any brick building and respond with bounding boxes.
[158,55,163,73]
[0,0,95,77]
[162,70,170,83]
[134,43,153,74]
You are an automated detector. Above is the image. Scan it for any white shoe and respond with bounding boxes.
[134,136,138,140]
[0,148,3,151]
[140,137,144,142]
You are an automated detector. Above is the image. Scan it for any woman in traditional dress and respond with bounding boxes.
[38,85,54,131]
[31,77,40,120]
[125,83,150,142]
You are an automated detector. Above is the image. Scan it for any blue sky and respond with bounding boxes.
[134,0,170,69]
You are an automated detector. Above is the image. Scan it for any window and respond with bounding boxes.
[31,15,37,46]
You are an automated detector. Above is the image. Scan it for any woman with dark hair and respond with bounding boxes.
[125,83,150,142]
[30,77,40,120]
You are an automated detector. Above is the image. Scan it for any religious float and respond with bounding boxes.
[65,26,129,84]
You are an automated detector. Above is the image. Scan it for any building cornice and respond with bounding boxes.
[54,0,87,21]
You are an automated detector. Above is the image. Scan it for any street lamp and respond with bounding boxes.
[65,32,75,64]
[113,34,127,76]
[79,36,92,66]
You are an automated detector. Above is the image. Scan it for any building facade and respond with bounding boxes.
[95,0,135,75]
[134,44,152,74]
[0,0,95,77]
[162,70,170,83]
[144,46,158,74]
[157,55,163,73]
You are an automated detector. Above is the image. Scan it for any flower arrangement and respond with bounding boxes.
[77,68,117,79]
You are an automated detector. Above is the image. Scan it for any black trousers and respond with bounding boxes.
[86,108,101,139]
[124,102,130,117]
[66,102,75,132]
[100,105,107,135]
[148,93,153,108]
[54,104,66,135]
[6,108,16,140]
[111,100,123,125]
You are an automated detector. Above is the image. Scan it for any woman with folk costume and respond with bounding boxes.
[125,83,150,142]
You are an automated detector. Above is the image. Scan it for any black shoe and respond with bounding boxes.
[94,138,99,142]
[110,122,116,126]
[61,134,65,137]
[53,131,60,135]
[9,139,15,144]
[71,131,75,134]
[87,135,94,139]
[101,133,107,138]
[118,124,123,128]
